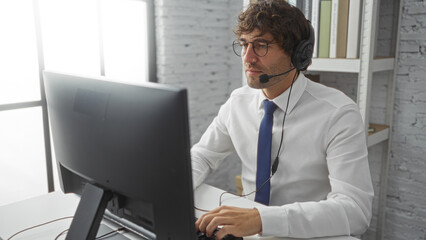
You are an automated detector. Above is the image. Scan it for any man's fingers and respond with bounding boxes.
[197,213,222,235]
[205,216,236,237]
[195,206,262,238]
[196,206,232,232]
[197,214,235,237]
[196,214,211,234]
[215,226,238,240]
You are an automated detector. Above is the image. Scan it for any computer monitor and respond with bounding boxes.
[43,71,196,240]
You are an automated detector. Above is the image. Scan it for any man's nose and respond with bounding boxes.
[243,43,258,64]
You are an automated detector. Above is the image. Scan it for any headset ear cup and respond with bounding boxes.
[294,42,313,70]
[291,22,315,71]
[292,41,309,70]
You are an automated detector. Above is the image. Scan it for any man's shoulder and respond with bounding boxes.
[304,79,357,109]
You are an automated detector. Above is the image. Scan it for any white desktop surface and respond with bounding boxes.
[0,184,357,240]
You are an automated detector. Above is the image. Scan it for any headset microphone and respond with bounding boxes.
[259,67,296,83]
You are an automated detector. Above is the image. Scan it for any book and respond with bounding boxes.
[346,0,361,58]
[318,0,332,58]
[329,0,339,58]
[311,0,320,57]
[336,0,349,58]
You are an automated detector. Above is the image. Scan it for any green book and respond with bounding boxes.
[318,0,332,58]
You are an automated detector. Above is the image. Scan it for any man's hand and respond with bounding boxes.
[195,206,262,239]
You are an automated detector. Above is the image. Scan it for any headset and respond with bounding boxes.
[292,21,315,71]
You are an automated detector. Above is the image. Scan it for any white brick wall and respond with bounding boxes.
[155,0,243,191]
[155,0,243,146]
[385,1,426,239]
[155,0,426,238]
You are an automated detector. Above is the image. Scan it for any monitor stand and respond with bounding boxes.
[66,183,112,240]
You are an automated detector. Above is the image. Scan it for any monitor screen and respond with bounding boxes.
[44,71,196,239]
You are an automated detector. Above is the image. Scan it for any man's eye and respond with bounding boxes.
[240,42,248,48]
[256,42,268,48]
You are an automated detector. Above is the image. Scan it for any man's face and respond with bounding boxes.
[239,29,293,89]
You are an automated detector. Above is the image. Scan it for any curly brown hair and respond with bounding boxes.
[234,0,310,60]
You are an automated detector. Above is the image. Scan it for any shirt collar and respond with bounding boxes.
[257,73,308,113]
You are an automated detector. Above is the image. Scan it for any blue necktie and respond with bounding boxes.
[255,100,277,205]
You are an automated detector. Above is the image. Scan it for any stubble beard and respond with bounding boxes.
[245,62,265,89]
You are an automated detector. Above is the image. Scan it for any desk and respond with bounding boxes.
[0,184,356,240]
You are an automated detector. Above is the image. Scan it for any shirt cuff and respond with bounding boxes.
[255,206,289,237]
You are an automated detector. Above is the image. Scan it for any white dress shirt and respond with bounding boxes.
[191,74,374,238]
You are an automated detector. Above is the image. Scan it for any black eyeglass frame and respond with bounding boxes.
[232,39,279,57]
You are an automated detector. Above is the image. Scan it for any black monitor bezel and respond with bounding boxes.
[44,71,196,240]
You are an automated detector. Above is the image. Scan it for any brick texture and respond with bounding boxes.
[385,1,426,239]
[154,0,243,191]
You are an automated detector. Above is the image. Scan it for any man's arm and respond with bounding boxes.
[191,99,235,189]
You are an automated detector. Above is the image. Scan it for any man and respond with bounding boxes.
[193,0,374,239]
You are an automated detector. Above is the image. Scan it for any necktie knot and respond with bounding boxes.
[263,100,277,115]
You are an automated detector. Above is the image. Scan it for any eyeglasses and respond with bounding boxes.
[232,39,279,57]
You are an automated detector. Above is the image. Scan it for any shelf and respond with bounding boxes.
[309,57,395,73]
[310,58,360,73]
[367,124,389,147]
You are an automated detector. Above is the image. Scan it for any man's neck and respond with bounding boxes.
[262,71,299,99]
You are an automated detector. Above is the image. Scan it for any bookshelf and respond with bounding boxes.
[240,0,403,239]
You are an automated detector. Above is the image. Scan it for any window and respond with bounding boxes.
[0,0,155,206]
[0,108,47,205]
[101,0,149,83]
[0,1,40,105]
[39,0,151,80]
